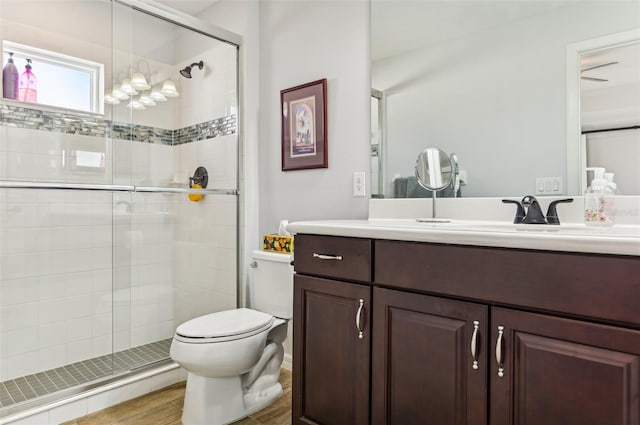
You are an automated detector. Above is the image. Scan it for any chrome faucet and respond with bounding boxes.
[502,196,573,225]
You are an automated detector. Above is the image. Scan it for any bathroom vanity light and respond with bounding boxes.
[111,84,129,100]
[160,79,179,97]
[120,78,137,95]
[105,66,179,106]
[150,86,167,101]
[104,92,120,104]
[139,93,156,107]
[126,97,145,110]
[131,72,150,90]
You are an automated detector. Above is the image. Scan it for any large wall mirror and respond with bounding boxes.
[371,0,640,198]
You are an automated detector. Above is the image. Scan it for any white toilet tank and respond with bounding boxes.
[251,250,294,319]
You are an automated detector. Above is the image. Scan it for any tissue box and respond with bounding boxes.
[263,234,294,254]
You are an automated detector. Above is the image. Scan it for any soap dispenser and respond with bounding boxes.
[3,52,19,100]
[584,167,615,227]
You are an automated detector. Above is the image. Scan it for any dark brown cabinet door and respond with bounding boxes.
[372,287,489,425]
[490,307,640,425]
[293,275,371,425]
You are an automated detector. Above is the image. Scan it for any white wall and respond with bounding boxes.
[372,1,640,198]
[257,0,370,236]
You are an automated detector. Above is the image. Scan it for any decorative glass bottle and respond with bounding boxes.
[18,58,37,103]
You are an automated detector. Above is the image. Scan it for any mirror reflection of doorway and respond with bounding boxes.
[371,89,384,197]
[581,41,640,195]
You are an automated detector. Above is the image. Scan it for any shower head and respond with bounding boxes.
[179,61,204,79]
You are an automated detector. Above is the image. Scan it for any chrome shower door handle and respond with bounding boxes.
[313,253,343,261]
[355,299,365,339]
[496,325,505,378]
[470,320,480,370]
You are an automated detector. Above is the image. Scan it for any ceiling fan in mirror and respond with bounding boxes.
[580,61,618,82]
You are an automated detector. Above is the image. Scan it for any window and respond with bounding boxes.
[2,41,104,114]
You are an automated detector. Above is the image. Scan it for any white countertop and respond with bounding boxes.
[287,219,640,256]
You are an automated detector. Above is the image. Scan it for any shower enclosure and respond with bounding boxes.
[0,0,239,418]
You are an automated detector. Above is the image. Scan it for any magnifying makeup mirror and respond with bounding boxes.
[415,148,453,222]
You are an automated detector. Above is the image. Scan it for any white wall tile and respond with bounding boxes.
[0,356,6,381]
[1,253,39,280]
[3,410,49,425]
[121,378,151,401]
[37,274,67,302]
[0,278,37,307]
[92,269,112,292]
[1,303,38,332]
[87,387,123,414]
[37,345,66,372]
[92,334,112,358]
[48,398,88,424]
[113,330,131,352]
[67,294,93,319]
[66,271,94,296]
[92,312,113,337]
[67,339,92,364]
[6,351,38,380]
[38,322,67,349]
[37,298,67,324]
[67,317,92,342]
[149,368,180,391]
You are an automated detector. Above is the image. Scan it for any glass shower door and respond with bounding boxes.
[110,1,239,374]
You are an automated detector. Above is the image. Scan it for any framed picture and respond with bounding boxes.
[281,78,327,171]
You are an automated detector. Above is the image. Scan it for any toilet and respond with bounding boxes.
[170,250,293,425]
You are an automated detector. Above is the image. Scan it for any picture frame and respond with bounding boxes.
[280,78,327,171]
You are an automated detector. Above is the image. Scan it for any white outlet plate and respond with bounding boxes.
[535,176,563,195]
[353,172,366,197]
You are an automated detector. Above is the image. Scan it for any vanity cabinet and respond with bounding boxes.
[293,235,373,425]
[490,307,640,425]
[293,234,640,425]
[372,287,488,425]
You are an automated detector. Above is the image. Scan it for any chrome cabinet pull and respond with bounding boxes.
[470,320,480,370]
[313,253,343,261]
[355,299,365,339]
[496,325,505,378]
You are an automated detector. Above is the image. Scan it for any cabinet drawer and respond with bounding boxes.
[375,240,640,327]
[294,234,372,283]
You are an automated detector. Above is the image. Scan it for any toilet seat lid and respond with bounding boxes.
[176,308,274,339]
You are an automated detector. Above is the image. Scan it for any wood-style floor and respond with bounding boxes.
[62,369,292,425]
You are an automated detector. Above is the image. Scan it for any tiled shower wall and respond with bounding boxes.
[0,124,237,382]
[173,136,238,327]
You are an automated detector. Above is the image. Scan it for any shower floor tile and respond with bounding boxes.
[0,339,172,410]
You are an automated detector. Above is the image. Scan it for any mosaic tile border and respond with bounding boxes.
[0,338,172,409]
[0,104,236,145]
[174,115,237,145]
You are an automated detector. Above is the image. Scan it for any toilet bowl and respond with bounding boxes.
[170,251,293,425]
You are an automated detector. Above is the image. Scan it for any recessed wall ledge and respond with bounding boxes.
[286,196,640,256]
